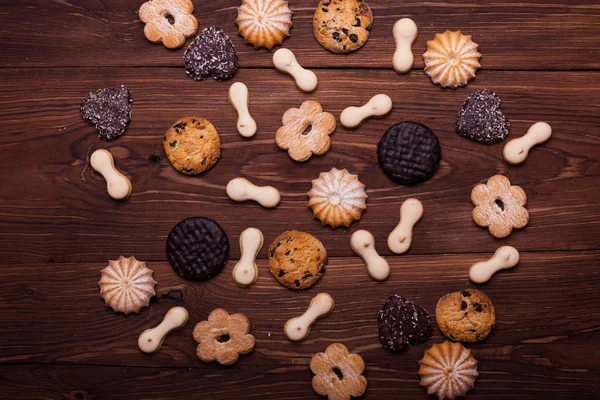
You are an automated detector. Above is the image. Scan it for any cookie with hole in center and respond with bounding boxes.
[268,230,327,290]
[313,0,373,54]
[163,117,221,175]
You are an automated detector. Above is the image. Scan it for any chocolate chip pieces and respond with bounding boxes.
[184,26,239,82]
[81,86,132,141]
[455,90,510,144]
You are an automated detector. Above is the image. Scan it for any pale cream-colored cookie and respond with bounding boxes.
[273,48,318,93]
[236,0,293,49]
[284,293,334,341]
[276,100,336,162]
[469,246,519,284]
[139,0,198,49]
[228,82,257,138]
[503,122,552,165]
[90,149,132,201]
[232,228,263,287]
[392,18,418,74]
[138,307,188,353]
[340,94,392,129]
[226,178,281,208]
[350,230,390,281]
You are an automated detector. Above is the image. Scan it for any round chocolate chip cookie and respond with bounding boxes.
[163,117,221,175]
[436,289,496,342]
[268,230,327,290]
[313,0,373,54]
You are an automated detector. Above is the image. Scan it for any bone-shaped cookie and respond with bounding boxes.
[226,177,281,208]
[284,293,334,342]
[228,82,257,138]
[388,198,423,254]
[350,230,390,281]
[469,246,520,284]
[273,48,318,93]
[232,227,263,287]
[90,149,132,200]
[138,306,189,353]
[340,94,393,129]
[503,122,552,165]
[392,18,418,74]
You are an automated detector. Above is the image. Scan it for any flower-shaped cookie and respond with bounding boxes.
[139,0,199,49]
[471,175,529,238]
[276,100,336,162]
[192,308,255,366]
[310,343,367,400]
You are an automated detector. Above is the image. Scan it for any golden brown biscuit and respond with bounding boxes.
[139,0,198,49]
[313,0,373,54]
[236,0,293,50]
[163,117,221,175]
[436,289,496,343]
[268,230,327,290]
[310,343,367,399]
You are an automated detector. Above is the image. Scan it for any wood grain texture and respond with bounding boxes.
[0,252,599,399]
[0,67,598,263]
[1,0,600,398]
[1,1,599,69]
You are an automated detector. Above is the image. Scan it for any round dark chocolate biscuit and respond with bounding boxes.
[81,86,132,141]
[163,117,221,175]
[184,26,239,82]
[378,294,433,352]
[313,0,373,54]
[436,289,496,342]
[455,90,510,144]
[166,217,229,281]
[377,122,441,185]
[268,230,327,290]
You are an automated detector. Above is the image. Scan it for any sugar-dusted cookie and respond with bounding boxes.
[166,217,229,281]
[377,122,441,185]
[313,0,373,54]
[310,343,367,399]
[307,168,367,228]
[419,341,478,400]
[378,294,432,352]
[81,86,132,141]
[98,256,156,315]
[163,117,221,175]
[471,175,529,238]
[436,289,496,342]
[193,308,255,366]
[268,230,327,290]
[139,0,198,49]
[423,30,481,89]
[455,90,510,144]
[236,0,293,50]
[184,26,239,81]
[276,100,336,162]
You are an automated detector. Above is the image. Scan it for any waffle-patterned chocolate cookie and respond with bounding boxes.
[377,122,441,185]
[166,217,229,281]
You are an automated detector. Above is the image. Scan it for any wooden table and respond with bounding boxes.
[1,1,599,399]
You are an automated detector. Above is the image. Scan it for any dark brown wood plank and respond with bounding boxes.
[0,67,598,263]
[1,1,599,69]
[0,252,598,399]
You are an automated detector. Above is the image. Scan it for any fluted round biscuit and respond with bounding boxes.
[163,117,221,175]
[166,217,229,281]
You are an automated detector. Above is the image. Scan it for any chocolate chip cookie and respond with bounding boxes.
[313,0,373,54]
[436,289,496,342]
[268,230,327,290]
[163,117,221,175]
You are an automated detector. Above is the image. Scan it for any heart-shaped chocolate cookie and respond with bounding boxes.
[378,294,433,352]
[81,86,132,141]
[184,26,239,82]
[455,89,510,144]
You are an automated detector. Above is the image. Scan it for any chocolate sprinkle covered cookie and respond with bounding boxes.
[166,217,230,281]
[184,26,239,81]
[378,294,433,352]
[455,90,510,144]
[81,86,132,141]
[268,230,327,290]
[313,0,373,54]
[377,122,441,185]
[436,289,496,342]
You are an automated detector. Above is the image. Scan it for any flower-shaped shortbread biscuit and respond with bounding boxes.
[276,100,336,162]
[192,308,255,366]
[310,343,367,400]
[471,175,529,238]
[139,0,198,49]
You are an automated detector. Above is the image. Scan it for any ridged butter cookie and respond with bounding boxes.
[313,0,373,54]
[163,117,221,175]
